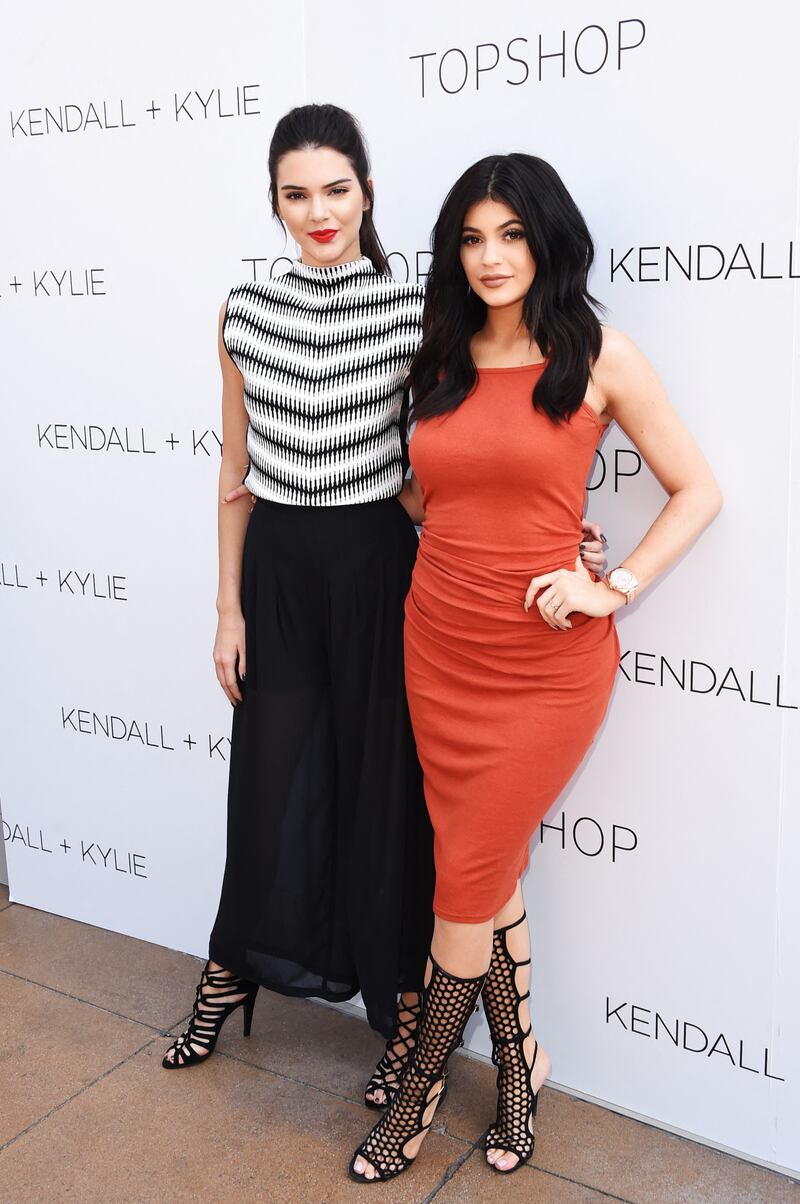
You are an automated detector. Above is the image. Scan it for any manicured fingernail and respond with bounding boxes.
[579,543,586,550]
[600,533,608,542]
[580,552,586,558]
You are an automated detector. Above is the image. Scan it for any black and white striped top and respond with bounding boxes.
[223,256,424,505]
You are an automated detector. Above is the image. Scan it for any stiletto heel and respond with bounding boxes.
[242,990,257,1038]
[349,959,486,1183]
[162,962,259,1069]
[482,912,543,1174]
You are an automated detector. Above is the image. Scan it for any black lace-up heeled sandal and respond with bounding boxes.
[482,912,542,1173]
[161,962,259,1070]
[349,958,486,1184]
[364,995,421,1110]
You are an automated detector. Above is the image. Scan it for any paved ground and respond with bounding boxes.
[0,884,798,1203]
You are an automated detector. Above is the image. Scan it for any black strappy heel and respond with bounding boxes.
[364,995,421,1110]
[161,962,259,1069]
[349,958,486,1184]
[482,912,542,1173]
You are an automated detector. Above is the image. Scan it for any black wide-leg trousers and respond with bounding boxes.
[209,496,434,1037]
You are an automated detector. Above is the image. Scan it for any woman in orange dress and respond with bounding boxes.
[350,154,722,1183]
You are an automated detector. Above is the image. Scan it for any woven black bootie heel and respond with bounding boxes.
[162,962,258,1069]
[364,994,421,1110]
[482,912,543,1173]
[349,958,486,1183]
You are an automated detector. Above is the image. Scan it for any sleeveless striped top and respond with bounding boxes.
[222,256,424,505]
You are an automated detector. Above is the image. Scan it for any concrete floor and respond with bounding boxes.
[1,883,798,1204]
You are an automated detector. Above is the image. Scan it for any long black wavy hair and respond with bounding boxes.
[267,104,390,275]
[410,154,603,423]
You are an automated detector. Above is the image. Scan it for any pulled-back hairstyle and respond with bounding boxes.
[268,104,390,275]
[410,154,603,423]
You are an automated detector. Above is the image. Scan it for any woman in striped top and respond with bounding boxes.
[160,105,433,1100]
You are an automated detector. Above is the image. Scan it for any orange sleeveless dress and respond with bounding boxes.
[405,363,620,923]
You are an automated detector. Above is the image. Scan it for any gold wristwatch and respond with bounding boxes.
[605,566,639,605]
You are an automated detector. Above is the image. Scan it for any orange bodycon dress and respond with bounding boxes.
[405,363,620,923]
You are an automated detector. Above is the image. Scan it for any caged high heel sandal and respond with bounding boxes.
[162,962,259,1070]
[364,995,421,1110]
[349,959,486,1184]
[482,912,547,1174]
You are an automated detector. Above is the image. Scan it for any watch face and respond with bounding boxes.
[610,568,635,592]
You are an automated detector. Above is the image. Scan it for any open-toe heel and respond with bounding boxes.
[350,959,486,1183]
[162,962,259,1069]
[364,996,421,1110]
[482,913,543,1174]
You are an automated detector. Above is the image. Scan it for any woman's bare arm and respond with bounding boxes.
[398,473,425,524]
[594,328,723,590]
[213,301,252,703]
[526,329,722,629]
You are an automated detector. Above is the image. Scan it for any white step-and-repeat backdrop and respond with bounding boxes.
[2,0,798,1177]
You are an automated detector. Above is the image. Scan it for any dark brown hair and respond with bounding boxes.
[268,104,390,274]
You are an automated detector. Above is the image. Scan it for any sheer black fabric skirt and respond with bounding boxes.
[209,496,434,1038]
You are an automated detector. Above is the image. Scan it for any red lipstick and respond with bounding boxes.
[309,229,338,243]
